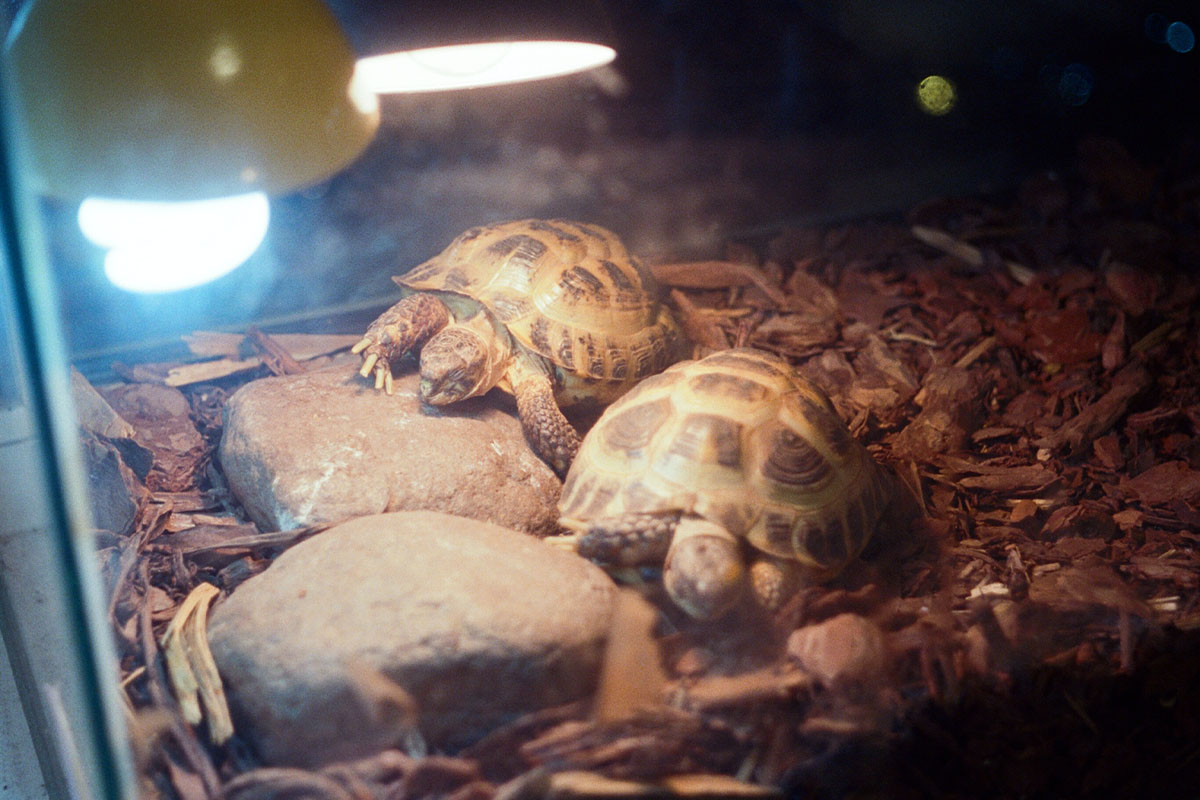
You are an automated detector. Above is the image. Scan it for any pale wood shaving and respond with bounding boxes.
[160,583,234,744]
[911,225,1036,285]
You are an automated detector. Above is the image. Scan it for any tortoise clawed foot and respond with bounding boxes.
[358,351,377,375]
[355,337,400,394]
[545,533,581,552]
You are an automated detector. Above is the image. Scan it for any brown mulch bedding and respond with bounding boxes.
[100,136,1200,798]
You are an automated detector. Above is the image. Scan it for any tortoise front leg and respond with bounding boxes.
[508,357,580,476]
[747,554,804,612]
[566,511,681,566]
[352,293,451,394]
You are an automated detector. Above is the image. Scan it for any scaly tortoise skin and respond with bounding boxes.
[353,219,681,475]
[557,347,892,619]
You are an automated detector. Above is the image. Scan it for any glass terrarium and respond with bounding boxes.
[2,1,1199,798]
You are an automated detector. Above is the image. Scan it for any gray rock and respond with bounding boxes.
[81,432,145,535]
[217,364,561,535]
[71,367,135,440]
[207,511,616,766]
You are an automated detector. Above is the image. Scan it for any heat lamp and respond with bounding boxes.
[4,0,380,293]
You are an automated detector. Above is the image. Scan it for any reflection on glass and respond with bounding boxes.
[1145,12,1170,43]
[1166,21,1195,53]
[916,75,956,116]
[1057,63,1094,106]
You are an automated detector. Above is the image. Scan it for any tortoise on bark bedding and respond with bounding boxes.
[556,347,894,619]
[353,219,682,475]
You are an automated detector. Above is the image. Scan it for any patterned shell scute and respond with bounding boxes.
[396,219,678,381]
[559,347,887,572]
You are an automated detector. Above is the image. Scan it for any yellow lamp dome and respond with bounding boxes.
[4,0,380,201]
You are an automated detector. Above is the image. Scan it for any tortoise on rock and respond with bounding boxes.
[557,347,893,619]
[353,220,681,475]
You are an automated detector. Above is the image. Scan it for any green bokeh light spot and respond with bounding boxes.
[917,75,957,116]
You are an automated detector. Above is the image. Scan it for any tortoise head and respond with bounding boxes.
[419,317,509,404]
[664,516,746,620]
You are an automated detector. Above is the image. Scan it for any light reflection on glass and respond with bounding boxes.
[1166,21,1195,53]
[1145,13,1195,53]
[356,41,616,94]
[78,193,270,293]
[1057,63,1094,106]
[1145,12,1170,43]
[916,75,956,116]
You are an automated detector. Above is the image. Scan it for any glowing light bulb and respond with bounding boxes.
[78,193,269,293]
[356,41,616,94]
[348,62,381,115]
[916,75,956,116]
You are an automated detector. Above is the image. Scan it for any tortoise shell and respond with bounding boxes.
[396,219,678,382]
[559,347,889,572]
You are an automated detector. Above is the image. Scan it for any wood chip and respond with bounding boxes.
[166,332,361,386]
[245,326,307,375]
[1092,434,1125,470]
[1118,461,1200,507]
[670,666,812,712]
[949,462,1059,493]
[954,335,997,369]
[184,331,361,360]
[1101,310,1127,370]
[651,261,787,307]
[669,290,728,350]
[164,357,265,387]
[749,312,838,350]
[1104,262,1158,316]
[159,523,262,553]
[537,770,781,798]
[785,270,840,317]
[1034,361,1151,453]
[971,426,1016,442]
[152,491,218,513]
[890,366,986,460]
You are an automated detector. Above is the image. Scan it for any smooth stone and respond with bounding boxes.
[787,613,889,688]
[217,364,561,535]
[207,511,616,766]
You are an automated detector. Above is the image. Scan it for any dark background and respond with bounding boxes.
[28,0,1197,377]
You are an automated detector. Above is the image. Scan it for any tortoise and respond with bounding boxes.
[556,347,893,619]
[352,219,681,475]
